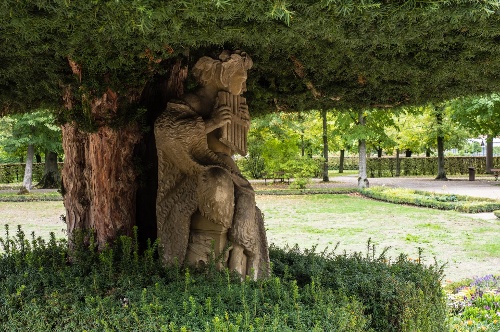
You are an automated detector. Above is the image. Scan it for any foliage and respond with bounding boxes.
[270,243,448,332]
[367,156,500,177]
[451,94,500,138]
[0,110,62,160]
[241,112,322,179]
[361,186,500,213]
[0,225,450,331]
[494,210,500,219]
[446,275,500,331]
[2,1,500,120]
[333,108,397,154]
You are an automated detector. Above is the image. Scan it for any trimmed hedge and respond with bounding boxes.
[367,156,500,178]
[328,156,359,171]
[0,192,62,202]
[361,186,500,213]
[0,162,64,184]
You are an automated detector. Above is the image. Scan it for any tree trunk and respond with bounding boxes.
[18,144,34,194]
[425,148,431,157]
[339,149,345,173]
[357,110,369,188]
[435,107,447,180]
[395,148,400,177]
[377,148,382,158]
[37,150,60,188]
[321,109,329,182]
[35,153,42,163]
[486,135,493,173]
[405,149,412,157]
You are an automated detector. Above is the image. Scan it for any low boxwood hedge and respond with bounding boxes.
[361,186,500,213]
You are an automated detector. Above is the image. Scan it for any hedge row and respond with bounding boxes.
[0,192,62,202]
[367,156,500,178]
[361,186,500,213]
[0,163,64,184]
[327,156,359,170]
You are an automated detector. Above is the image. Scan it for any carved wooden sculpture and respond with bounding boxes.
[154,51,269,279]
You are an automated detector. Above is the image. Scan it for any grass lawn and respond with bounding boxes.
[255,194,500,282]
[1,193,499,281]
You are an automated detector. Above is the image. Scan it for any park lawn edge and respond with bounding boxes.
[360,186,500,213]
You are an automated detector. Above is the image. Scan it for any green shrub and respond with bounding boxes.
[270,243,448,332]
[494,210,500,219]
[0,226,448,331]
[361,186,500,213]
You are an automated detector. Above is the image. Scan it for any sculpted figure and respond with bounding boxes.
[154,51,269,279]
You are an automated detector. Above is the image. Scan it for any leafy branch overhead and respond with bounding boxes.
[1,0,500,118]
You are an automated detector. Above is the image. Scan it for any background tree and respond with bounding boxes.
[334,108,396,188]
[451,94,500,172]
[0,110,62,192]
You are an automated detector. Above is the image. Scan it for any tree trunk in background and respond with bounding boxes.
[339,149,345,173]
[395,148,400,177]
[377,148,382,158]
[321,109,329,182]
[435,107,448,180]
[405,149,412,157]
[37,151,60,188]
[486,135,493,173]
[18,144,34,194]
[35,153,42,163]
[358,110,369,188]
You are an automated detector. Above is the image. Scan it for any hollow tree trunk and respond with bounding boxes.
[321,109,329,182]
[18,144,34,194]
[37,150,60,189]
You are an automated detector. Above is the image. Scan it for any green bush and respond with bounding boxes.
[270,243,448,332]
[494,210,500,219]
[361,186,500,213]
[0,226,448,331]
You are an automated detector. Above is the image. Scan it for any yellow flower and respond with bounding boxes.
[466,320,473,326]
[481,326,486,331]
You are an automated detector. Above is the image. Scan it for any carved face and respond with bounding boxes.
[226,65,248,95]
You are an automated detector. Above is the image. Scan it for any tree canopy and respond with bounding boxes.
[1,0,500,119]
